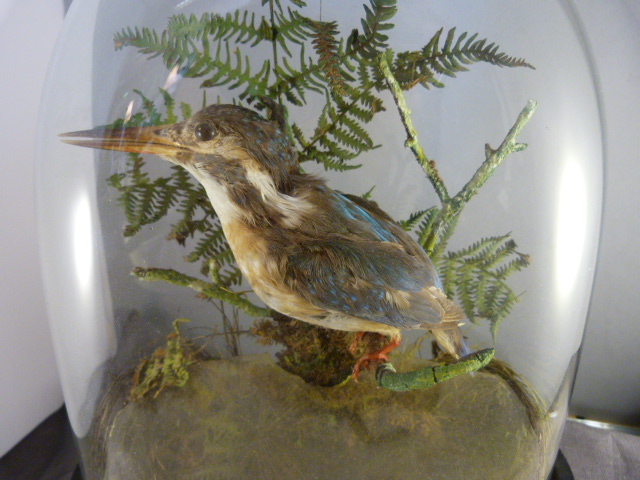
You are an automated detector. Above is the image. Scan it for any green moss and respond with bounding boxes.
[86,355,548,480]
[252,312,389,386]
[129,318,204,401]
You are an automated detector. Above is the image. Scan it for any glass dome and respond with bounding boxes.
[37,1,602,479]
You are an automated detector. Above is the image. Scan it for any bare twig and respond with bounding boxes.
[380,50,537,255]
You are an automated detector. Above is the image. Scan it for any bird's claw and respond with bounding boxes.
[351,352,391,381]
[351,336,400,381]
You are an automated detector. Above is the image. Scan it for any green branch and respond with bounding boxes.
[376,348,495,391]
[451,99,537,210]
[428,100,537,253]
[381,48,537,254]
[132,267,271,317]
[379,50,450,203]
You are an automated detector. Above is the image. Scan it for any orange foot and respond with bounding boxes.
[352,336,401,381]
[348,332,366,356]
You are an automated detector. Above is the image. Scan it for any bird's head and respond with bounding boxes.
[61,104,306,224]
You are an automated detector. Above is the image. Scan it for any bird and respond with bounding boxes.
[61,103,471,378]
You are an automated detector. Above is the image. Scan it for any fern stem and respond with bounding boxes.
[301,88,370,156]
[132,267,271,317]
[379,50,450,203]
[269,0,281,104]
[451,99,537,209]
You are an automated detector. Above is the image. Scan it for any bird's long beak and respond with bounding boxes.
[60,124,187,156]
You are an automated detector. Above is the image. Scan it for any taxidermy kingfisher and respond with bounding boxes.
[61,103,470,378]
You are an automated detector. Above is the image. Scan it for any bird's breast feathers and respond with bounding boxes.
[223,216,461,336]
[223,220,401,335]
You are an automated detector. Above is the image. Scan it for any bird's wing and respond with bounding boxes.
[279,190,458,330]
[283,235,446,330]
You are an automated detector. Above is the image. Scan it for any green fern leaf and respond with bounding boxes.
[437,233,530,336]
[272,7,311,57]
[356,0,398,59]
[399,207,437,232]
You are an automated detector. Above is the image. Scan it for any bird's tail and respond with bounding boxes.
[431,325,470,359]
[423,287,470,358]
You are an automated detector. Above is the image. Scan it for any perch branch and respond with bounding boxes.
[380,50,538,254]
[423,100,537,253]
[380,49,537,255]
[376,348,495,391]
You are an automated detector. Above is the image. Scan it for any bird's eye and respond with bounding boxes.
[195,123,215,142]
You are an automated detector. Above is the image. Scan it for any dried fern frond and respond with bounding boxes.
[389,27,535,90]
[114,10,268,75]
[399,207,437,232]
[353,0,398,60]
[294,89,380,170]
[306,19,349,96]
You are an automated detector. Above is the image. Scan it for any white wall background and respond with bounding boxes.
[0,0,66,457]
[0,0,638,458]
[568,1,640,426]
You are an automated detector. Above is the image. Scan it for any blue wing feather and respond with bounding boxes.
[332,192,398,243]
[284,192,445,329]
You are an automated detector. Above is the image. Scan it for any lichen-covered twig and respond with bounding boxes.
[380,50,537,255]
[451,99,537,210]
[132,267,271,317]
[424,100,536,253]
[376,348,495,391]
[379,50,450,203]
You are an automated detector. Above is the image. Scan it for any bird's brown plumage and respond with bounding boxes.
[61,104,471,374]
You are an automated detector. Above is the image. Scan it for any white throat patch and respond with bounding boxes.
[182,163,244,225]
[245,168,311,228]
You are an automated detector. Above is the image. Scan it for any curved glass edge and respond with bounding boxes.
[36,0,116,436]
[36,0,604,447]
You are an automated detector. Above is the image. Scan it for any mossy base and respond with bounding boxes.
[92,354,547,480]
